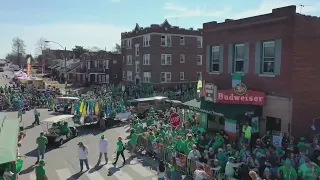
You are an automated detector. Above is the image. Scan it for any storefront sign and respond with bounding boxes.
[204,83,217,102]
[216,83,265,105]
[169,113,181,127]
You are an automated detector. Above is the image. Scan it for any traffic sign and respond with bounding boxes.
[169,113,181,127]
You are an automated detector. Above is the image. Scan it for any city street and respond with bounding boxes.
[1,70,160,180]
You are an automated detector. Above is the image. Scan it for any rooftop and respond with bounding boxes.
[121,19,202,39]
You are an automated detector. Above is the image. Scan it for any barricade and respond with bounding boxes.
[135,136,228,179]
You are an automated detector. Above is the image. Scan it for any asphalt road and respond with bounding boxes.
[0,71,161,180]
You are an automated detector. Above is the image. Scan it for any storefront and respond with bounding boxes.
[200,82,265,138]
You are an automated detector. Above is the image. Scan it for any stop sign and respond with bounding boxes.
[169,113,181,127]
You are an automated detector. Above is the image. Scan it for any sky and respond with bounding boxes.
[1,0,320,58]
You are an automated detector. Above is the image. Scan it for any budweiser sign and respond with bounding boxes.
[216,83,265,105]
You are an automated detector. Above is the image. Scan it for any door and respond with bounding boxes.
[266,116,281,132]
[135,78,140,85]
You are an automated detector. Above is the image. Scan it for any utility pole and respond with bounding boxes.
[64,47,67,89]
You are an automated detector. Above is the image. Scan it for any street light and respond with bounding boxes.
[45,40,67,88]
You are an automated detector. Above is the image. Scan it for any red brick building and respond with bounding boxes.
[121,20,203,86]
[202,5,320,137]
[75,51,122,85]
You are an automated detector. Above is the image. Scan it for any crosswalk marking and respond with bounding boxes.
[85,165,105,180]
[104,161,133,180]
[29,173,36,180]
[56,168,73,180]
[128,160,155,177]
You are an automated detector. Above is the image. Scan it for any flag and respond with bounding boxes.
[80,103,86,122]
[73,103,78,115]
[197,80,202,90]
[232,72,242,87]
[86,104,90,116]
[79,100,84,113]
[71,103,74,115]
[95,100,100,116]
[224,118,237,140]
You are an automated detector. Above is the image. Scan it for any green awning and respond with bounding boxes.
[182,99,224,116]
[0,117,19,164]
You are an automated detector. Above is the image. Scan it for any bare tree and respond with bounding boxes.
[113,43,121,54]
[89,46,101,52]
[12,37,26,67]
[35,37,50,56]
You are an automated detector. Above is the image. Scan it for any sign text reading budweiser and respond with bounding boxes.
[216,90,265,105]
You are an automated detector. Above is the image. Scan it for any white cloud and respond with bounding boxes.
[0,23,129,58]
[163,0,320,20]
[163,2,231,19]
[109,0,120,3]
[230,0,320,19]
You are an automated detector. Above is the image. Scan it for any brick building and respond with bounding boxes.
[121,20,203,86]
[74,51,122,85]
[42,49,76,68]
[201,5,320,137]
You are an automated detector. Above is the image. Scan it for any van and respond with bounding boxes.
[129,96,182,117]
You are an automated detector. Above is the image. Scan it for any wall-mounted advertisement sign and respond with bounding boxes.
[216,83,265,105]
[204,83,217,102]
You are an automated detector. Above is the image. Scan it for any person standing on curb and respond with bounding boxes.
[97,135,108,165]
[35,132,47,164]
[35,159,48,180]
[113,136,126,166]
[17,107,23,122]
[77,142,90,172]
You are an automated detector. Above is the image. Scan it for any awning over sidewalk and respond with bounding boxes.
[182,99,224,116]
[0,114,19,164]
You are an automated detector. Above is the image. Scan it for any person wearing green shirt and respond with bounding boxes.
[113,136,126,166]
[297,137,306,153]
[278,159,297,180]
[175,136,185,154]
[130,129,137,155]
[298,158,317,180]
[36,132,48,164]
[35,160,48,180]
[184,134,194,154]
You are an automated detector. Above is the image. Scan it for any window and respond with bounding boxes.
[161,35,172,47]
[127,39,132,49]
[180,54,185,63]
[127,71,132,81]
[135,61,140,73]
[87,61,91,69]
[211,46,220,72]
[234,44,245,72]
[143,35,150,47]
[121,40,125,48]
[143,54,150,65]
[113,60,117,64]
[197,55,202,65]
[122,56,125,63]
[160,72,171,83]
[80,62,84,68]
[143,72,151,82]
[135,44,139,56]
[197,37,202,48]
[126,55,132,65]
[122,71,126,79]
[105,60,109,69]
[180,72,185,80]
[262,41,275,74]
[180,36,185,45]
[197,72,202,80]
[161,54,172,65]
[94,61,98,68]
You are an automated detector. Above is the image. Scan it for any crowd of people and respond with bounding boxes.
[127,106,320,180]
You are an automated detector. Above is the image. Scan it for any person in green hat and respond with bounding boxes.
[113,136,126,166]
[278,158,297,180]
[297,137,306,153]
[35,160,48,180]
[97,135,108,165]
[225,156,243,178]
